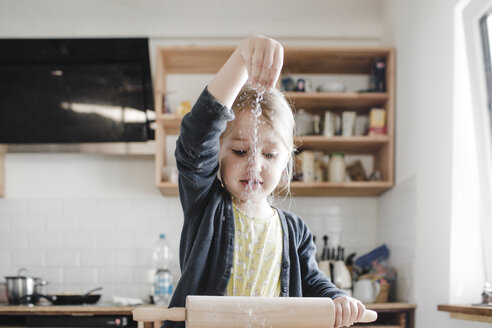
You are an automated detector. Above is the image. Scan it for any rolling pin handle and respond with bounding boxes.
[358,309,378,323]
[132,307,186,323]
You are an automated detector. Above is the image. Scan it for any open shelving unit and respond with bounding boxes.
[154,46,395,197]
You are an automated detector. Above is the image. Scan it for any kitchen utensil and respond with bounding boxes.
[133,296,377,328]
[332,260,352,296]
[318,235,331,278]
[38,287,103,305]
[3,268,48,305]
[353,279,380,303]
[318,261,331,279]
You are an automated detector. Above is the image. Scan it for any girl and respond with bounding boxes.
[168,36,366,328]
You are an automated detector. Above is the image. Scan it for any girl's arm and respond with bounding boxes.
[297,223,367,328]
[175,36,284,214]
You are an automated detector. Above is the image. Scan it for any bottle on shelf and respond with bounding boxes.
[329,152,346,182]
[152,233,174,306]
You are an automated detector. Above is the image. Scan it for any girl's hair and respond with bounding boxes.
[222,85,297,202]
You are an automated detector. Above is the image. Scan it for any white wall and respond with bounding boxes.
[0,0,384,303]
[0,0,383,40]
[381,0,489,327]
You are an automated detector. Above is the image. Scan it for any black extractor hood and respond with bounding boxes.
[0,38,155,152]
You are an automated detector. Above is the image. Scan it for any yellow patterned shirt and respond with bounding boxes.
[226,203,283,297]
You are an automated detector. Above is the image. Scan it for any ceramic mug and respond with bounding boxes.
[353,279,380,303]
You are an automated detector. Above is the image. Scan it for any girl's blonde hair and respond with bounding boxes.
[222,85,296,202]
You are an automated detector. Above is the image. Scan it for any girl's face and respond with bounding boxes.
[219,110,289,206]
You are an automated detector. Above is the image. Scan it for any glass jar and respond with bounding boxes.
[329,152,346,182]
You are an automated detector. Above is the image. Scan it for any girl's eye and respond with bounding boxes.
[264,152,277,159]
[232,149,247,156]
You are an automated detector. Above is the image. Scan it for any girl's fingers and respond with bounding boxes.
[347,300,358,326]
[257,46,274,89]
[267,45,283,91]
[341,301,350,326]
[356,301,366,322]
[334,301,342,328]
[250,43,265,88]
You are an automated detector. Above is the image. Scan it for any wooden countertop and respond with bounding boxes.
[0,304,140,315]
[0,302,415,316]
[438,304,492,324]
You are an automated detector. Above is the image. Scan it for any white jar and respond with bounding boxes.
[329,152,346,182]
[300,151,315,182]
[295,109,314,135]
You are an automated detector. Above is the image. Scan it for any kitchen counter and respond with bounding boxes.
[0,302,414,314]
[0,304,141,316]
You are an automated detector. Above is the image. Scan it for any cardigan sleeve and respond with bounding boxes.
[175,87,234,215]
[296,219,347,299]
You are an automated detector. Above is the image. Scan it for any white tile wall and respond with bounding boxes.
[1,180,379,303]
[277,196,379,259]
[378,175,417,302]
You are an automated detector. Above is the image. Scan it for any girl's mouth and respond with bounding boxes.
[240,179,263,188]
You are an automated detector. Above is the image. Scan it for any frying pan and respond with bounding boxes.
[39,287,103,305]
[133,296,378,328]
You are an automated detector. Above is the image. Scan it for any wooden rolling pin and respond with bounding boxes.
[133,296,378,328]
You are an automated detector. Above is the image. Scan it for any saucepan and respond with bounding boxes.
[3,268,48,305]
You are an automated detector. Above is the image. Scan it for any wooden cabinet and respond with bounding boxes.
[154,46,394,197]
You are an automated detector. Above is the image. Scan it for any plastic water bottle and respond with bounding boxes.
[152,234,173,306]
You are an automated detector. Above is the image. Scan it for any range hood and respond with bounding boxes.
[0,38,155,153]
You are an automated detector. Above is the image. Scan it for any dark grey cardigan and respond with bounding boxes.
[165,88,344,328]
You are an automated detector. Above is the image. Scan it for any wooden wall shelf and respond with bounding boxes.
[154,46,395,197]
[438,304,492,324]
[284,92,389,109]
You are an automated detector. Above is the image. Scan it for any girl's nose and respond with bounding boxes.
[248,153,263,175]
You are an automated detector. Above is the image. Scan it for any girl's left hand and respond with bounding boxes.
[333,296,366,327]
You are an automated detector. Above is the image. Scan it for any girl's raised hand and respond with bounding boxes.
[207,36,283,108]
[237,36,284,92]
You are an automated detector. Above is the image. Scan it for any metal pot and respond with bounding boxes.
[4,268,48,305]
